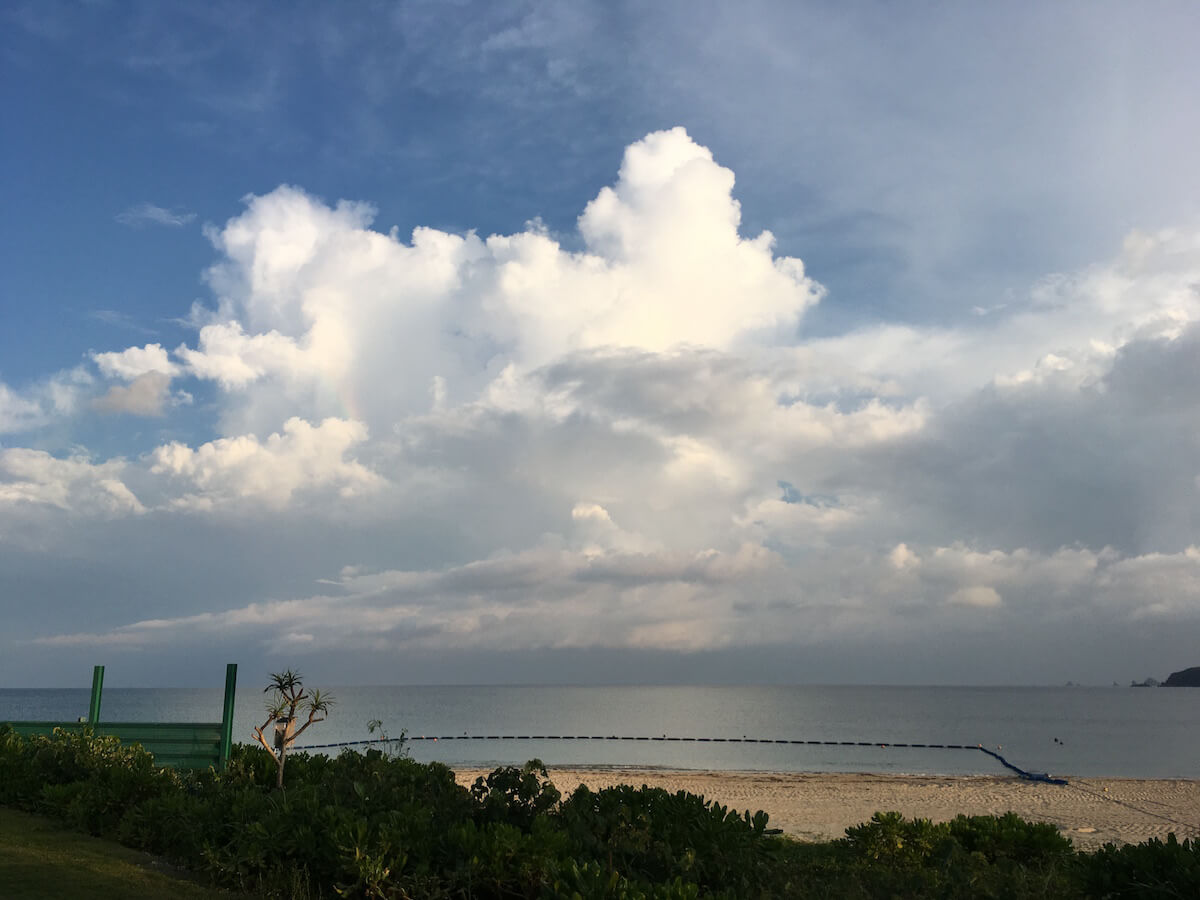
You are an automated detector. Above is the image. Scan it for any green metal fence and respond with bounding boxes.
[4,663,238,771]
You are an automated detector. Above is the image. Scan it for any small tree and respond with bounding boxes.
[366,718,409,759]
[251,669,333,790]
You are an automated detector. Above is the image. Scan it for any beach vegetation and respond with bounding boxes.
[365,718,408,759]
[1,722,1197,898]
[471,760,562,830]
[1081,833,1200,898]
[825,810,1079,897]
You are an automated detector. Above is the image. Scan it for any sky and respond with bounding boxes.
[2,1,1199,687]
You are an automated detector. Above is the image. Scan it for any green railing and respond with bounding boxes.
[4,663,238,771]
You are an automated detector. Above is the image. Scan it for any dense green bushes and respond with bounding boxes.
[1083,834,1200,898]
[1,724,1196,898]
[823,811,1080,897]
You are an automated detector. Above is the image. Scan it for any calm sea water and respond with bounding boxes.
[2,685,1197,779]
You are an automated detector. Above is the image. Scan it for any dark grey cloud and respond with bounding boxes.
[843,322,1200,556]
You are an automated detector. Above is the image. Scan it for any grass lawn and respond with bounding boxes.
[0,806,245,899]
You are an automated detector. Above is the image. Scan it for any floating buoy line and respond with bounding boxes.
[293,732,1068,785]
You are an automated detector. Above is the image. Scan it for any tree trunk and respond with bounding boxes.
[273,715,295,790]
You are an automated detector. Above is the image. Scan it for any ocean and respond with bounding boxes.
[2,684,1197,779]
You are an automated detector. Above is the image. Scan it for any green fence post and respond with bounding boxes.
[219,663,237,769]
[88,665,105,724]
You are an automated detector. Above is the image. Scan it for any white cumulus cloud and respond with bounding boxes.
[92,343,179,380]
[149,416,381,509]
[0,449,144,515]
[163,128,822,438]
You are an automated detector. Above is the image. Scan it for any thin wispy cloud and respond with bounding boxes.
[87,309,159,336]
[115,202,196,228]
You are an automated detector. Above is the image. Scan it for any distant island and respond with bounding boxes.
[1163,666,1200,687]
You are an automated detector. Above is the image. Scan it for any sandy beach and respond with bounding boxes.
[454,768,1200,852]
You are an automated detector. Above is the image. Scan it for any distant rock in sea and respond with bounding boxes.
[1163,666,1200,687]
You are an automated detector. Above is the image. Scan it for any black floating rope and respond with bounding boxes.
[977,746,1068,785]
[291,733,1068,784]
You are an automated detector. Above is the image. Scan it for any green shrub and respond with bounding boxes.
[0,726,179,832]
[471,759,562,831]
[842,811,953,867]
[947,811,1074,863]
[1082,833,1200,898]
[445,817,572,897]
[547,860,704,899]
[558,783,775,895]
[837,811,1082,899]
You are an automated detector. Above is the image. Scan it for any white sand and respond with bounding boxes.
[454,768,1200,852]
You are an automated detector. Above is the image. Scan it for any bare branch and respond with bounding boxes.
[290,713,326,742]
[251,722,280,763]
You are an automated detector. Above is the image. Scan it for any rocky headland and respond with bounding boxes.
[1162,666,1200,687]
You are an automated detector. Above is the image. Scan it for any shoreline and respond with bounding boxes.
[453,767,1200,851]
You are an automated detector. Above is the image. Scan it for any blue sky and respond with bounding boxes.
[2,1,1200,686]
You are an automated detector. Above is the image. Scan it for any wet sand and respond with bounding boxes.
[454,768,1200,851]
